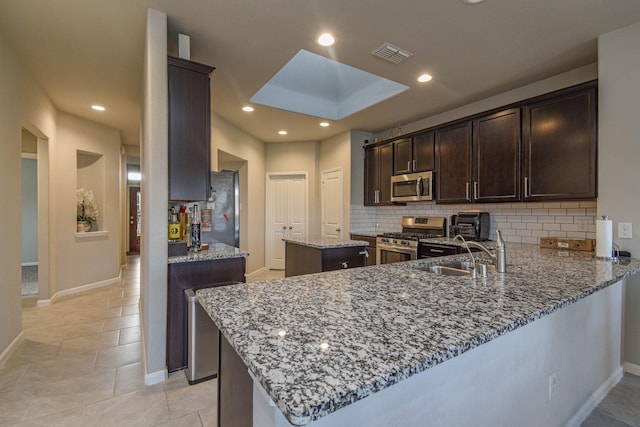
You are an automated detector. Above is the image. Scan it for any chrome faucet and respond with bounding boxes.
[455,230,507,274]
[453,234,479,278]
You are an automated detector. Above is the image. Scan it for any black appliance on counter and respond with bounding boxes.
[452,211,490,241]
[376,216,447,265]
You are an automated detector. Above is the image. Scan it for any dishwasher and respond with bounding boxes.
[184,288,221,385]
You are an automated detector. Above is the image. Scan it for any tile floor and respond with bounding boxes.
[3,258,637,426]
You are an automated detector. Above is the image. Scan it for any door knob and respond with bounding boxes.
[288,226,292,230]
[282,226,287,230]
[336,228,341,232]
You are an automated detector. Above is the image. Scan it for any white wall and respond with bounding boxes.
[140,8,168,383]
[0,31,57,358]
[599,20,640,371]
[212,115,266,274]
[21,157,38,264]
[55,113,122,291]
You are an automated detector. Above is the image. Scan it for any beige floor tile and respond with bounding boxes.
[114,361,145,396]
[58,330,120,355]
[121,304,139,316]
[25,368,116,419]
[95,342,142,369]
[62,307,123,323]
[102,314,140,332]
[158,411,203,427]
[165,378,217,420]
[9,407,84,427]
[17,352,97,389]
[198,403,218,427]
[81,384,170,427]
[123,287,140,297]
[0,364,28,393]
[118,326,140,345]
[0,388,37,425]
[6,340,59,366]
[23,320,105,344]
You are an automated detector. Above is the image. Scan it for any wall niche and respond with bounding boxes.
[76,150,104,232]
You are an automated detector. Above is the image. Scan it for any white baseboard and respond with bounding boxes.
[145,368,168,385]
[21,262,38,267]
[245,266,268,279]
[566,366,623,427]
[36,275,121,307]
[623,361,640,376]
[0,331,24,368]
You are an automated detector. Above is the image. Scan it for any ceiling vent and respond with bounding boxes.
[371,43,413,64]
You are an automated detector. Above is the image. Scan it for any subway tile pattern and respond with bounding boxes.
[350,201,598,244]
[196,245,640,426]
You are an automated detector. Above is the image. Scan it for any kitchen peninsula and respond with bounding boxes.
[197,246,640,426]
[167,242,248,372]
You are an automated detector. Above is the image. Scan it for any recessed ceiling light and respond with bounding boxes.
[242,106,254,112]
[417,74,433,83]
[462,0,484,4]
[317,33,335,47]
[278,130,288,135]
[320,122,330,127]
[91,105,106,111]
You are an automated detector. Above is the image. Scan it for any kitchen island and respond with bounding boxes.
[283,237,369,277]
[197,245,640,426]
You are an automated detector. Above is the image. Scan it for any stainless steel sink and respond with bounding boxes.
[416,261,496,276]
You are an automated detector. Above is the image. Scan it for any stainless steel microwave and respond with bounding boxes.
[391,171,433,202]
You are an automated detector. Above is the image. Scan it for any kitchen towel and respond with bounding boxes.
[596,217,613,258]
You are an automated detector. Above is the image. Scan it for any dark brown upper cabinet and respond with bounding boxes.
[436,122,473,204]
[364,143,395,205]
[168,57,215,202]
[523,85,597,201]
[393,131,435,175]
[472,108,521,203]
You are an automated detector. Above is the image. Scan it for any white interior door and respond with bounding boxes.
[322,168,343,241]
[266,173,307,270]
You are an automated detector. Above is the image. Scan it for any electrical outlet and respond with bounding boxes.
[548,372,558,401]
[618,222,633,239]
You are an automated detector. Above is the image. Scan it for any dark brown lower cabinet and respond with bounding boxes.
[167,257,246,372]
[285,243,367,277]
[349,234,377,266]
[219,333,253,427]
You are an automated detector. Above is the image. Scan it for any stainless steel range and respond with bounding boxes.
[376,216,447,265]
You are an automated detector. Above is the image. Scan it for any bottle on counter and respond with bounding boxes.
[168,209,181,240]
[191,205,201,252]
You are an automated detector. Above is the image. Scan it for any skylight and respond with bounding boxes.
[250,49,409,121]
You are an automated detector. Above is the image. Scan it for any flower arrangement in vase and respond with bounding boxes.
[76,188,99,232]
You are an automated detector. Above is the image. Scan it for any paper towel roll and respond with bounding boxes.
[596,218,613,258]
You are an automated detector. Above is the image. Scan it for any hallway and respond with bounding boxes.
[1,256,217,426]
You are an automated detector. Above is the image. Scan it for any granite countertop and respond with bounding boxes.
[167,242,248,264]
[283,236,370,249]
[196,245,640,425]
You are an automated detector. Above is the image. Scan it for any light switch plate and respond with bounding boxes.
[618,222,633,239]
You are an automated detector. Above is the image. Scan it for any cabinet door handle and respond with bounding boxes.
[465,182,470,200]
[474,182,479,200]
[524,177,529,198]
[412,160,417,171]
[407,161,411,172]
[375,189,380,204]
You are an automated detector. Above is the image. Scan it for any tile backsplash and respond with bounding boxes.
[350,201,597,244]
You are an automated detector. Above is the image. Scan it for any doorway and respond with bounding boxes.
[321,168,343,241]
[20,127,51,305]
[128,186,141,254]
[265,173,308,270]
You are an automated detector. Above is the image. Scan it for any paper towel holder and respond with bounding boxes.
[595,215,617,261]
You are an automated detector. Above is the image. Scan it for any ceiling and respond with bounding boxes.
[1,0,640,146]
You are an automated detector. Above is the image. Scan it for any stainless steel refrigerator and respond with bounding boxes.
[201,170,239,248]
